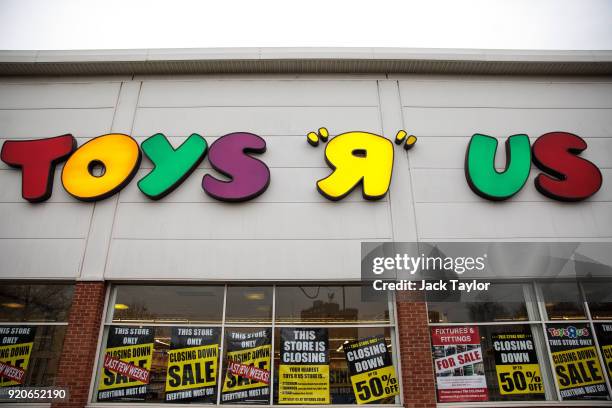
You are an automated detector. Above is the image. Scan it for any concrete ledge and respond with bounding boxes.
[0,48,611,76]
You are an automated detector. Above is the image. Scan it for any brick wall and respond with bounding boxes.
[52,282,106,408]
[396,295,437,408]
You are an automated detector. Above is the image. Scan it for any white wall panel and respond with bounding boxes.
[132,107,380,137]
[402,107,612,137]
[400,80,612,108]
[403,76,612,242]
[415,202,612,239]
[0,82,120,109]
[0,108,114,139]
[105,239,374,281]
[139,80,379,107]
[0,203,92,238]
[0,75,611,282]
[0,79,118,280]
[113,201,391,240]
[0,239,84,279]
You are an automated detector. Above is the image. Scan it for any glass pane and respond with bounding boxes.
[221,328,272,404]
[96,326,221,403]
[152,327,170,402]
[0,284,74,322]
[546,322,609,400]
[594,323,612,382]
[583,282,612,320]
[540,282,586,320]
[225,286,272,323]
[111,285,224,324]
[430,324,547,403]
[275,286,390,324]
[0,325,67,387]
[273,327,395,404]
[427,283,528,323]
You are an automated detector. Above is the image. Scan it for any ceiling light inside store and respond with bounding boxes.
[245,293,265,301]
[114,303,129,310]
[1,302,24,309]
[336,340,349,352]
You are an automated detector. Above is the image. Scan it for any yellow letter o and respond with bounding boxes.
[61,134,141,201]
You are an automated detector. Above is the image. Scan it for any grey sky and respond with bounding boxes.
[0,0,611,50]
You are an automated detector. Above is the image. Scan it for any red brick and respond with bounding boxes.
[396,300,437,408]
[52,282,106,408]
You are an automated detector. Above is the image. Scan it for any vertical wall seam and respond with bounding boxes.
[77,81,123,280]
[395,80,421,242]
[376,80,396,241]
[103,81,143,277]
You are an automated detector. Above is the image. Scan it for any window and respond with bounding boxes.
[427,282,528,323]
[583,282,612,320]
[540,282,586,321]
[427,281,612,404]
[111,285,224,324]
[541,281,611,401]
[0,283,74,388]
[225,286,272,324]
[94,285,399,405]
[275,286,389,324]
[272,327,394,405]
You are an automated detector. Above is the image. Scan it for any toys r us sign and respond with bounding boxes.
[0,129,602,203]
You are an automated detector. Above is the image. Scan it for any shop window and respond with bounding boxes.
[0,283,73,388]
[428,281,612,404]
[427,283,530,323]
[94,285,399,405]
[273,327,394,405]
[594,323,612,382]
[225,286,272,324]
[583,281,612,320]
[430,324,546,403]
[0,284,73,322]
[540,282,586,320]
[111,285,224,324]
[274,286,390,324]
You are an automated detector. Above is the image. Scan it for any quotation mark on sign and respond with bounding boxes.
[393,130,417,150]
[307,127,416,201]
[307,127,417,149]
[306,127,330,147]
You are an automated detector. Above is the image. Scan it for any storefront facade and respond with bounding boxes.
[0,49,611,408]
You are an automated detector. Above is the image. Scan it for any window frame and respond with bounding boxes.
[91,284,402,407]
[428,280,612,406]
[0,282,74,389]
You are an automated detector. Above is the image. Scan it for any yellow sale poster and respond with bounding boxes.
[343,336,399,404]
[492,332,544,395]
[547,324,608,400]
[221,329,271,403]
[279,328,329,404]
[0,326,35,387]
[97,326,154,402]
[165,327,220,403]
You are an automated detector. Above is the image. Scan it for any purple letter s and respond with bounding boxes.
[202,132,270,202]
